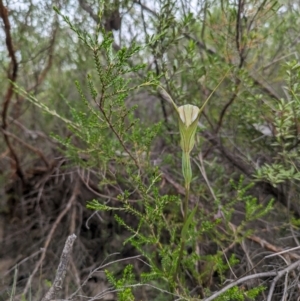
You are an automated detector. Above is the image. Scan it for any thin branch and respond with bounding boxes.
[139,2,169,129]
[0,0,25,183]
[78,0,100,23]
[200,1,208,42]
[202,271,277,301]
[95,56,140,170]
[133,0,158,17]
[183,33,281,101]
[247,0,268,34]
[29,23,58,91]
[23,180,80,295]
[267,259,300,301]
[77,0,120,51]
[216,0,248,134]
[0,128,50,167]
[214,78,241,134]
[236,0,245,68]
[4,249,43,277]
[69,254,142,300]
[250,235,300,260]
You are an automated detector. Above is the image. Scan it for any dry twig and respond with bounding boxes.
[202,259,300,301]
[267,259,300,301]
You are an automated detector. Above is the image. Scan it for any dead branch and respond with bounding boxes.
[267,259,300,301]
[41,234,77,301]
[249,234,300,260]
[203,259,300,301]
[202,271,277,301]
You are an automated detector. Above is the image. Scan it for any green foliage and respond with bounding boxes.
[106,265,135,301]
[15,8,161,173]
[214,285,266,301]
[9,267,18,301]
[231,176,274,225]
[88,174,272,299]
[9,1,300,301]
[256,163,300,186]
[44,280,52,288]
[254,61,300,187]
[88,170,183,289]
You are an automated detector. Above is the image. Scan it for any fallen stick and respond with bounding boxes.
[41,234,77,301]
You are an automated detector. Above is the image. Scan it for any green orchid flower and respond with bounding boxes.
[177,104,200,154]
[176,104,200,187]
[158,70,230,280]
[159,87,203,187]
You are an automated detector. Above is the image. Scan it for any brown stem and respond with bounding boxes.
[0,0,26,184]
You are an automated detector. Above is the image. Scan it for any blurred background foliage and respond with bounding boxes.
[1,0,300,300]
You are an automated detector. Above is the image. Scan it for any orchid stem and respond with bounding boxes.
[174,153,191,282]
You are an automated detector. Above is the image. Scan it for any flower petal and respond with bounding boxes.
[178,105,200,127]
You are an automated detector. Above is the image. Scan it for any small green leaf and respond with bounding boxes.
[181,205,198,237]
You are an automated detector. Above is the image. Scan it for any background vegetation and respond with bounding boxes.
[1,0,300,300]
